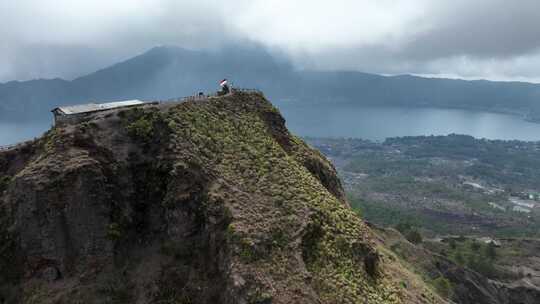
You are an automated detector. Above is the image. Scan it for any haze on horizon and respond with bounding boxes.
[2,0,540,83]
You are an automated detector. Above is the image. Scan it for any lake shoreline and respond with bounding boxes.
[276,102,540,141]
[279,99,536,124]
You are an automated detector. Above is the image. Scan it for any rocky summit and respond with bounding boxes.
[0,91,442,303]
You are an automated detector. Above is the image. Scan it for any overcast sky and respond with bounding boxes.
[2,0,540,82]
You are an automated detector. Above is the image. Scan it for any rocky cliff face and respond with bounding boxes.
[0,91,442,304]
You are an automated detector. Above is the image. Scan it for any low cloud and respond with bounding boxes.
[2,0,540,82]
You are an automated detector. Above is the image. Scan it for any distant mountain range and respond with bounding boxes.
[2,45,540,122]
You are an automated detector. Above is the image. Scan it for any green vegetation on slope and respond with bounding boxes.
[113,92,414,303]
[159,94,400,303]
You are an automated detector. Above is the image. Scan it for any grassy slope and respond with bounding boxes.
[160,92,400,302]
[0,91,445,303]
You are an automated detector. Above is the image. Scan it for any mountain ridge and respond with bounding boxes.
[2,45,540,123]
[6,46,540,87]
[0,91,444,303]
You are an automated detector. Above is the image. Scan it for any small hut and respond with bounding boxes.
[51,100,146,125]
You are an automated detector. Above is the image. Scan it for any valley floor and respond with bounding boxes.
[307,135,540,301]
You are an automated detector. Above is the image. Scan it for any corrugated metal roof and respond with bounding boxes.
[54,100,145,115]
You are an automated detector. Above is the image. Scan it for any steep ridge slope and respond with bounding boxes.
[0,91,443,303]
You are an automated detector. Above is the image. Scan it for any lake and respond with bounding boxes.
[275,102,540,142]
[0,122,51,146]
[2,104,540,146]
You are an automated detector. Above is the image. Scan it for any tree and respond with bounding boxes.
[406,229,423,244]
[394,221,423,244]
[470,241,481,252]
[432,276,452,298]
[485,242,497,260]
[468,256,496,277]
[395,222,413,234]
[454,251,465,265]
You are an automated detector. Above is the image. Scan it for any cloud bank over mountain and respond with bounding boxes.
[2,0,540,82]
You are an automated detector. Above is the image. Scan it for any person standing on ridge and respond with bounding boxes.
[219,78,230,95]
